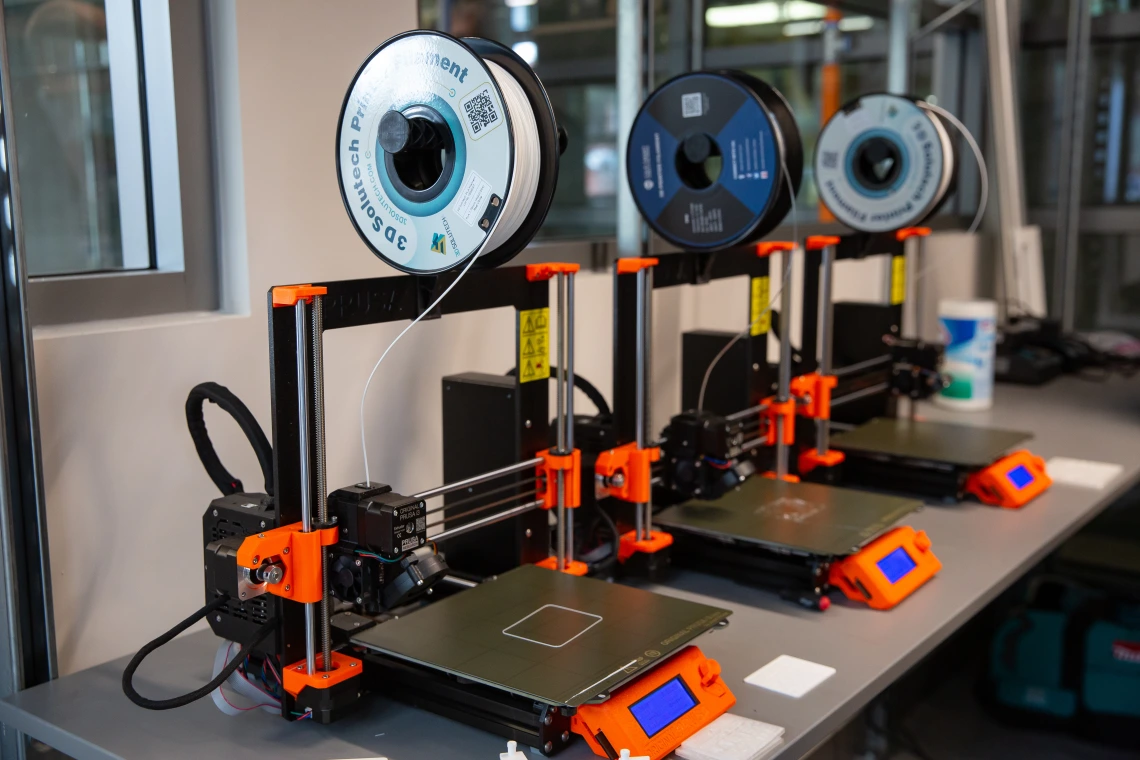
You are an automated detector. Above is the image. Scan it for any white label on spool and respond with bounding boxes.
[681,92,703,118]
[336,33,513,274]
[814,94,945,233]
[455,170,492,227]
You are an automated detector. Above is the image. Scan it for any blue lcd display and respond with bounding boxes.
[628,676,698,738]
[1007,464,1034,490]
[876,547,917,584]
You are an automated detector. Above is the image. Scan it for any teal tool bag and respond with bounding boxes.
[986,580,1140,748]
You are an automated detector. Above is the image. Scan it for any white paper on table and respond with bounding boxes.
[744,654,835,698]
[1046,456,1124,490]
[676,713,784,760]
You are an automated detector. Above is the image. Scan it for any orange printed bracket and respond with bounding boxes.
[282,651,363,697]
[535,556,589,575]
[799,447,844,475]
[829,526,941,610]
[595,442,660,504]
[755,241,796,257]
[616,257,659,274]
[272,284,327,307]
[760,396,796,446]
[236,522,338,604]
[790,372,838,420]
[526,262,580,281]
[805,235,841,251]
[537,448,581,509]
[966,450,1052,509]
[895,227,932,242]
[572,646,735,760]
[618,529,674,562]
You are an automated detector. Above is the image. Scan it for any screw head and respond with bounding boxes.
[212,509,218,517]
[260,520,266,529]
[322,674,329,680]
[285,585,291,591]
[283,547,289,554]
[355,558,362,566]
[355,597,363,604]
[240,591,247,598]
[252,555,260,564]
[350,661,357,667]
[544,714,553,726]
[525,419,532,428]
[525,529,533,538]
[561,731,570,742]
[215,615,222,622]
[544,742,553,753]
[258,533,265,538]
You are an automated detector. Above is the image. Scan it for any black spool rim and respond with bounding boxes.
[624,70,803,252]
[815,92,958,232]
[334,30,513,275]
[463,36,561,270]
[722,70,804,243]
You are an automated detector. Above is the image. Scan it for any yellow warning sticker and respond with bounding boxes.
[518,307,550,383]
[750,276,771,336]
[890,255,907,305]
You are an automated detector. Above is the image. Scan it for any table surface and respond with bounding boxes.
[4,376,1140,760]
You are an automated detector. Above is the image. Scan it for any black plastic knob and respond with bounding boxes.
[379,110,445,154]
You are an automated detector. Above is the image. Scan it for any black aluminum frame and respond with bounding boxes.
[266,264,552,707]
[612,248,773,446]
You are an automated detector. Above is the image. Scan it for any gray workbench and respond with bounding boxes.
[4,377,1140,760]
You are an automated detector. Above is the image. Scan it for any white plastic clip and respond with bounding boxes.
[500,740,527,760]
[619,750,650,760]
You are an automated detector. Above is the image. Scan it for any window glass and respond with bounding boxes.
[4,0,128,276]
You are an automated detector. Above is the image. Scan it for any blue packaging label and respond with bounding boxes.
[939,315,995,402]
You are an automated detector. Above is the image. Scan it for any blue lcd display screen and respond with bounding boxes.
[628,676,698,738]
[1007,464,1034,490]
[876,546,918,584]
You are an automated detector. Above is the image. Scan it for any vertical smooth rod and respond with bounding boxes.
[775,247,795,479]
[634,268,648,539]
[1055,0,1090,331]
[816,245,836,455]
[555,273,567,570]
[908,238,924,421]
[635,267,654,539]
[311,297,331,672]
[565,272,576,564]
[294,300,316,677]
[984,0,1032,318]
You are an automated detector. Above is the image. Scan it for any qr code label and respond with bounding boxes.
[821,151,839,170]
[681,92,703,118]
[461,86,502,139]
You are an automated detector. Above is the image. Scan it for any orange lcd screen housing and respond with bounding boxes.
[829,526,941,610]
[571,646,735,760]
[966,450,1052,509]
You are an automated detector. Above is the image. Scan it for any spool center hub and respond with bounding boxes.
[676,133,723,190]
[380,107,456,203]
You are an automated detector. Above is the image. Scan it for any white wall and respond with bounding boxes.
[28,0,976,676]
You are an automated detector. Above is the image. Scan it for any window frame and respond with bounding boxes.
[25,0,218,326]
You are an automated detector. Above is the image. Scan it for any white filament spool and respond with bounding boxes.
[336,31,546,274]
[814,93,957,233]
